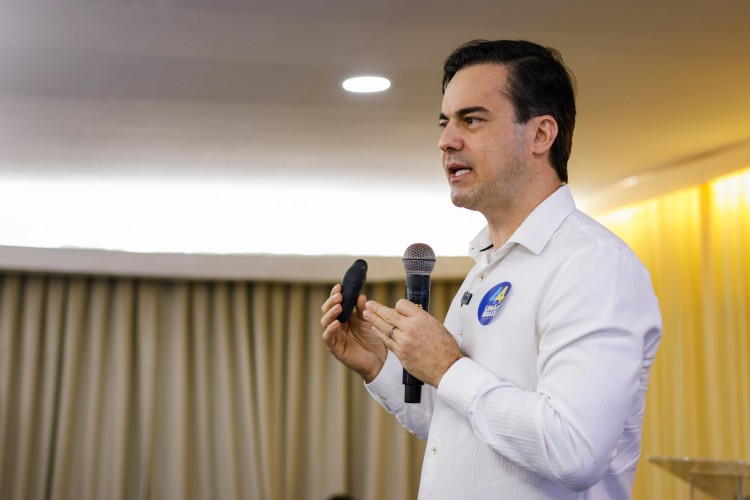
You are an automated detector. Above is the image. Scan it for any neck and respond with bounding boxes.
[484,177,562,249]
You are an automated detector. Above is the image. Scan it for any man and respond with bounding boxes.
[320,40,662,499]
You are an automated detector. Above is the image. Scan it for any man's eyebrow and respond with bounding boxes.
[438,106,490,121]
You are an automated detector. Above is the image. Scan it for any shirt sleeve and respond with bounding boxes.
[436,244,662,491]
[365,350,435,440]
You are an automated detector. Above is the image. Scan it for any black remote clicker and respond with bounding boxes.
[337,259,368,323]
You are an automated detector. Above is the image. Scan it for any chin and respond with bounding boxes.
[449,192,463,207]
[450,193,472,210]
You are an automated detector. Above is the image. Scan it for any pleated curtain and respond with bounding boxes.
[0,275,459,500]
[600,168,750,499]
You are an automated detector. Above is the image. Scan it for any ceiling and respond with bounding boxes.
[1,0,750,256]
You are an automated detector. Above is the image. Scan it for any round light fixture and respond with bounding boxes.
[342,76,391,93]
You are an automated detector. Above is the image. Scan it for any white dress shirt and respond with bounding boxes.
[366,185,662,499]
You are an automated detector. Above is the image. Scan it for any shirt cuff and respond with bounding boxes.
[365,350,405,413]
[437,356,502,421]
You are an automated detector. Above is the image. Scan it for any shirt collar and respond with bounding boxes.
[469,185,576,260]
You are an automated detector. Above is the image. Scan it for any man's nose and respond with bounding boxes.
[438,122,463,152]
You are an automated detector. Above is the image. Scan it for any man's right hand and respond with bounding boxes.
[321,284,387,383]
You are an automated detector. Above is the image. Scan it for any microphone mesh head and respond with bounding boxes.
[402,243,436,275]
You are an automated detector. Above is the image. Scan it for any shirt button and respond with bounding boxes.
[431,446,438,455]
[479,274,486,281]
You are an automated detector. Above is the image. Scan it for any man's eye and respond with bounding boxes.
[465,117,481,125]
[438,121,448,129]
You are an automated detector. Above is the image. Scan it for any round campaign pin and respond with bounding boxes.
[477,282,512,326]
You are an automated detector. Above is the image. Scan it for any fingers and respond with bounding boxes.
[363,307,394,339]
[394,298,422,316]
[364,300,404,348]
[321,284,341,313]
[355,293,368,313]
[321,320,340,352]
[365,299,399,324]
[366,298,421,325]
[320,284,343,330]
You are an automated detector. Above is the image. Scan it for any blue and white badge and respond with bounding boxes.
[477,282,512,325]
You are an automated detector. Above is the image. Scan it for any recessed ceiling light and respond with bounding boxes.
[342,76,391,93]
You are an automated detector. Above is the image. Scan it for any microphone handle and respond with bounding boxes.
[404,274,430,403]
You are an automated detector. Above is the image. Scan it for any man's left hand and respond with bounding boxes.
[363,299,464,388]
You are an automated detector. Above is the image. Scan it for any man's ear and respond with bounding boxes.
[530,115,558,156]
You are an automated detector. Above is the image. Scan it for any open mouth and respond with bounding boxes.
[447,164,472,179]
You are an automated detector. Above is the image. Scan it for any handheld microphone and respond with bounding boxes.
[337,259,368,323]
[402,243,436,403]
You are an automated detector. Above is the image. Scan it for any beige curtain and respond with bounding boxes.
[0,273,460,500]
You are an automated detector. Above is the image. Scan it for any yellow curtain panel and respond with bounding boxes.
[597,167,750,498]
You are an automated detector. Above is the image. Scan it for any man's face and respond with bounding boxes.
[439,63,531,216]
